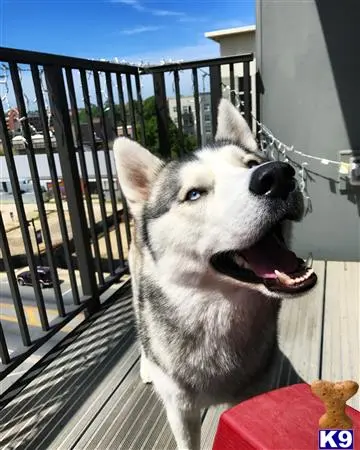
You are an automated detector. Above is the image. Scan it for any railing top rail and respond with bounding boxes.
[140,53,254,74]
[0,48,253,75]
[0,47,139,74]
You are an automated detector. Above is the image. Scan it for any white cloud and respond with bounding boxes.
[115,39,219,98]
[110,0,186,19]
[2,40,219,110]
[120,40,218,65]
[120,25,162,35]
[110,0,145,11]
[178,16,209,23]
[152,10,185,17]
[111,0,136,4]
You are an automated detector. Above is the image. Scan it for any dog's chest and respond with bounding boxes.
[145,290,280,398]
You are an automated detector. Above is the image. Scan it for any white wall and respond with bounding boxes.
[213,30,257,131]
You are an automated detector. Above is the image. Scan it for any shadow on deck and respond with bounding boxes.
[0,261,359,449]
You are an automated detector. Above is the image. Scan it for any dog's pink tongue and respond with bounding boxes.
[241,233,299,279]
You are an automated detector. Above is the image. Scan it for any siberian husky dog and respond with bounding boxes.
[113,99,317,450]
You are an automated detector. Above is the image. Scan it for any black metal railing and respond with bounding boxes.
[0,47,140,380]
[140,53,260,157]
[0,47,258,383]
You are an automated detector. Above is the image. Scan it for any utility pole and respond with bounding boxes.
[28,218,42,266]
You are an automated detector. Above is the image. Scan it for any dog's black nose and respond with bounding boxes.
[249,162,296,199]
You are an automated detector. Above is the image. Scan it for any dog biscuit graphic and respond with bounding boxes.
[311,380,359,429]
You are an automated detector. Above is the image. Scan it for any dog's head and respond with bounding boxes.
[114,98,317,297]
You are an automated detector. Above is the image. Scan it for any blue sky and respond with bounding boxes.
[1,0,255,63]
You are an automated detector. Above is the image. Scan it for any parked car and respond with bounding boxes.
[17,266,53,288]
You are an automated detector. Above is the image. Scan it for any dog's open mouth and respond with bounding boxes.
[210,224,317,294]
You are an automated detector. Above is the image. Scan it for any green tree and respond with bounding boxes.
[76,96,198,158]
[78,104,101,123]
[139,96,197,159]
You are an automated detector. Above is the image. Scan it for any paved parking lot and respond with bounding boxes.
[1,200,128,258]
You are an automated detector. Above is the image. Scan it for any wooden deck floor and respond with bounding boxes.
[0,260,359,450]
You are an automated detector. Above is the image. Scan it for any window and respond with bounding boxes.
[203,104,210,111]
[204,114,211,122]
[182,106,189,113]
[238,76,244,93]
[173,106,177,113]
[102,179,109,191]
[205,126,212,134]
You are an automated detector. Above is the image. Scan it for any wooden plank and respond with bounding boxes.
[0,289,135,450]
[278,260,326,383]
[201,404,229,450]
[76,365,172,450]
[322,261,360,409]
[132,389,174,450]
[76,360,222,449]
[47,339,140,449]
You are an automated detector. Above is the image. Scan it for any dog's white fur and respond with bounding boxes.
[113,99,305,450]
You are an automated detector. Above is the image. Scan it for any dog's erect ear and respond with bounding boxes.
[215,98,258,152]
[113,137,163,218]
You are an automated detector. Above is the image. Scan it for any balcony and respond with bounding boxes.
[0,47,358,449]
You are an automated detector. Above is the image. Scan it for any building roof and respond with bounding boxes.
[205,25,256,43]
[167,92,211,102]
[0,150,117,181]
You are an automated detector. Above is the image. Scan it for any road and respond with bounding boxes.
[0,280,84,359]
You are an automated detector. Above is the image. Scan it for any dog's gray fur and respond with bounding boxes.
[113,99,305,450]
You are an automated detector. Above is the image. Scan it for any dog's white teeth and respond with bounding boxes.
[234,255,251,270]
[305,253,313,269]
[301,268,314,281]
[274,270,294,286]
[275,268,314,286]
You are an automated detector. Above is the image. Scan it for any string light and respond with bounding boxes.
[38,69,52,132]
[95,71,109,112]
[0,64,11,112]
[18,67,30,113]
[220,83,346,215]
[108,58,352,198]
[0,56,352,190]
[222,83,347,170]
[199,69,209,94]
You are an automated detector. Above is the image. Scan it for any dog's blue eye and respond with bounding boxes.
[185,189,202,201]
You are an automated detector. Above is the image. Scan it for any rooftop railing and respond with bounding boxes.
[0,46,259,384]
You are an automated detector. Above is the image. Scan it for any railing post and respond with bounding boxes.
[153,72,171,158]
[135,72,146,146]
[255,70,264,138]
[243,61,252,129]
[44,64,100,313]
[209,65,222,137]
[192,68,202,147]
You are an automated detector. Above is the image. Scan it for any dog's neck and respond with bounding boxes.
[142,250,281,332]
